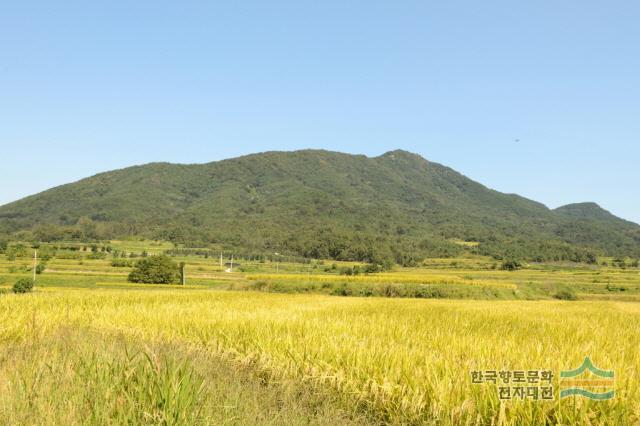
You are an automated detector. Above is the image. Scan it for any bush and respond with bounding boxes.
[553,289,578,301]
[363,263,383,273]
[339,267,353,276]
[331,284,353,296]
[413,286,449,299]
[13,278,34,294]
[35,263,46,274]
[501,260,522,271]
[111,259,133,268]
[606,283,627,292]
[128,255,180,284]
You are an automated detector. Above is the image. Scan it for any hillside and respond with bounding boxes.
[1,149,638,262]
[555,202,630,223]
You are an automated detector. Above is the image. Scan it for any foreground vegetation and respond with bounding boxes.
[1,289,638,424]
[1,240,639,423]
[0,327,362,425]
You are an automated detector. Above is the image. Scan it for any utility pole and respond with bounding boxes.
[230,255,234,273]
[220,252,223,269]
[33,249,37,283]
[180,262,186,285]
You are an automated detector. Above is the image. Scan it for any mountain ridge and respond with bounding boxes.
[1,149,638,262]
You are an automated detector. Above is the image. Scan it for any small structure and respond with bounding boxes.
[224,261,239,273]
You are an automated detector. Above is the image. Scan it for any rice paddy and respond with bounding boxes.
[1,242,639,424]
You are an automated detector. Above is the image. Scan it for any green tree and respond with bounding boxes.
[35,263,47,274]
[13,278,34,294]
[33,224,64,242]
[6,247,17,261]
[77,217,98,240]
[128,255,180,284]
[500,259,522,271]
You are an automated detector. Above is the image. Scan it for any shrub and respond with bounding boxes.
[128,255,180,284]
[339,267,353,276]
[501,260,522,271]
[111,259,133,268]
[363,263,382,273]
[35,263,46,274]
[251,280,269,291]
[606,283,627,292]
[13,278,34,294]
[381,284,402,298]
[553,289,577,301]
[331,284,353,296]
[413,286,448,299]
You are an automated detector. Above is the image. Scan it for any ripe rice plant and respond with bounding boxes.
[0,289,637,424]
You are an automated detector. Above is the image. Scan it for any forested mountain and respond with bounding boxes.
[1,150,638,262]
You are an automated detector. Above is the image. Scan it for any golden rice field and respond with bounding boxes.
[1,287,639,425]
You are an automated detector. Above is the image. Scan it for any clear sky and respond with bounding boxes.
[1,1,638,223]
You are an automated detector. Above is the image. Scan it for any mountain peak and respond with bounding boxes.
[380,149,422,158]
[554,202,628,223]
[378,150,430,166]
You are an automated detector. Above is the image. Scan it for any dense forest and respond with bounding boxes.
[1,150,638,264]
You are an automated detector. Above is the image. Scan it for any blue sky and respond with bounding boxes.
[1,1,638,222]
